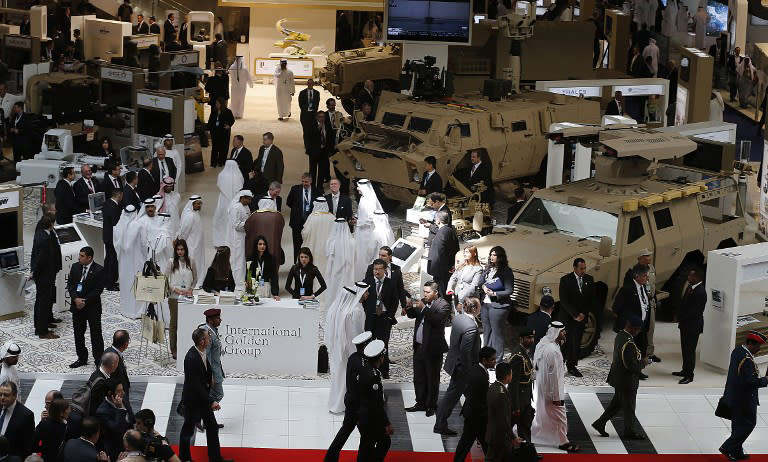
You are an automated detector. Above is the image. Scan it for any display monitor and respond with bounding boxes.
[706,0,728,36]
[0,211,19,250]
[101,81,133,108]
[88,192,105,212]
[0,248,21,270]
[385,0,472,44]
[137,108,172,137]
[54,225,83,244]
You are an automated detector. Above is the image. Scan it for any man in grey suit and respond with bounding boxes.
[433,296,482,435]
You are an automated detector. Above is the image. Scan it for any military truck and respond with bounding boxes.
[332,90,600,204]
[467,126,750,357]
[314,45,402,114]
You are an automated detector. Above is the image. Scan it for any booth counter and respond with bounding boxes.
[178,298,319,376]
[73,213,104,264]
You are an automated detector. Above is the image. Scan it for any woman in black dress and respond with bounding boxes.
[202,246,236,293]
[92,136,118,163]
[207,97,235,167]
[249,235,280,300]
[285,247,327,300]
[34,398,70,462]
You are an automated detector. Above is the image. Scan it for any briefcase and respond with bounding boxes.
[715,397,732,420]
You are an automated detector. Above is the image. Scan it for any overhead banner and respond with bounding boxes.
[254,57,314,79]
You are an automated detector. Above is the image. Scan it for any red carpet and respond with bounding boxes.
[178,447,768,461]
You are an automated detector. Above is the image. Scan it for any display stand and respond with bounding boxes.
[702,242,768,371]
[53,224,87,312]
[73,214,104,265]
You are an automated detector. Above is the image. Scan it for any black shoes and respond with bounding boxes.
[672,371,685,377]
[425,408,435,417]
[433,426,458,436]
[69,359,87,368]
[624,432,646,440]
[50,317,63,323]
[405,405,426,412]
[568,367,583,378]
[649,355,662,363]
[639,372,649,380]
[591,421,609,437]
[678,377,694,384]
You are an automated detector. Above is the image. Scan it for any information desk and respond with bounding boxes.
[177,298,319,376]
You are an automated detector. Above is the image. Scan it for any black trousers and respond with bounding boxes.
[680,325,701,378]
[103,242,118,288]
[357,421,390,462]
[33,275,56,335]
[512,401,534,442]
[309,153,330,189]
[300,111,317,134]
[179,403,222,462]
[413,345,442,409]
[432,271,450,301]
[564,316,585,369]
[291,226,303,263]
[435,369,469,430]
[366,314,393,377]
[325,409,357,462]
[72,305,104,363]
[210,131,230,166]
[595,385,638,435]
[454,416,487,462]
[722,406,757,456]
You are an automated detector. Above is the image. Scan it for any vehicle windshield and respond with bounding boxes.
[515,198,618,242]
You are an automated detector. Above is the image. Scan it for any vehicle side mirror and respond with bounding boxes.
[599,236,612,257]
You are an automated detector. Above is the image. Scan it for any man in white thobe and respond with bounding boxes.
[353,179,383,278]
[213,160,244,247]
[115,205,140,318]
[642,38,660,77]
[178,195,204,285]
[226,190,253,288]
[136,198,163,264]
[0,342,21,390]
[161,135,184,193]
[532,321,573,450]
[157,177,181,235]
[229,56,253,119]
[301,197,336,278]
[274,59,295,120]
[325,217,358,314]
[371,210,395,252]
[120,198,159,318]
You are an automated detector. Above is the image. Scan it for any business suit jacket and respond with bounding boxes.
[606,329,643,390]
[95,399,131,461]
[151,157,177,184]
[57,436,99,462]
[286,184,320,228]
[179,22,189,47]
[31,228,62,281]
[105,345,130,396]
[364,262,407,309]
[427,204,453,245]
[723,345,768,411]
[506,200,525,224]
[163,19,176,42]
[256,145,284,184]
[102,175,123,200]
[4,401,34,458]
[230,146,253,181]
[486,381,515,445]
[605,99,623,115]
[66,262,105,313]
[558,272,595,321]
[73,176,101,210]
[356,88,374,110]
[362,274,400,321]
[481,266,515,306]
[677,283,706,333]
[137,168,158,201]
[526,309,551,355]
[149,23,161,34]
[304,120,335,158]
[101,199,121,245]
[420,170,443,195]
[54,179,79,224]
[136,21,149,34]
[467,161,494,204]
[612,279,648,332]
[212,40,227,67]
[427,225,459,277]
[182,346,213,409]
[123,184,141,210]
[85,369,110,417]
[461,363,489,423]
[325,193,354,222]
[406,298,450,356]
[298,88,320,114]
[443,312,480,376]
[10,111,32,158]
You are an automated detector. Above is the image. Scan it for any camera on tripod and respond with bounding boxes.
[400,55,453,100]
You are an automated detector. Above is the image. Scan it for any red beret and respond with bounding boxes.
[747,331,767,345]
[203,308,221,318]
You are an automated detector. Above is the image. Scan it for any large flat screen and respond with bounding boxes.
[101,81,133,108]
[137,108,172,137]
[0,212,19,249]
[706,0,728,36]
[386,0,472,44]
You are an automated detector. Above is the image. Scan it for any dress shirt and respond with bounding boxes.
[471,162,481,177]
[80,264,90,283]
[232,147,242,159]
[318,123,326,148]
[614,99,622,113]
[158,159,168,178]
[85,177,95,193]
[0,400,16,435]
[109,175,120,189]
[574,272,583,292]
[634,279,649,321]
[374,276,384,315]
[330,193,340,212]
[261,145,272,172]
[99,366,111,379]
[690,281,703,291]
[463,311,478,327]
[196,346,207,369]
[416,302,429,344]
[303,187,311,211]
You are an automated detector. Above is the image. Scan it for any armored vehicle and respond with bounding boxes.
[467,127,750,357]
[315,45,402,114]
[332,90,600,204]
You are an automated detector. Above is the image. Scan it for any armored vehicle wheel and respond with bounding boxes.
[579,310,600,359]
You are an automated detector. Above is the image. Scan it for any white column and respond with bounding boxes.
[546,140,565,188]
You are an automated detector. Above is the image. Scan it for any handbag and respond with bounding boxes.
[134,272,169,303]
[715,397,732,420]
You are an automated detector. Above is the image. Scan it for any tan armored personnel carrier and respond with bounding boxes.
[314,45,402,114]
[332,90,600,204]
[467,126,750,357]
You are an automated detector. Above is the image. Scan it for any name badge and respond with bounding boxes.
[300,288,306,296]
[259,279,265,287]
[76,283,83,293]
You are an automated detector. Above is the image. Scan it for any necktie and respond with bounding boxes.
[577,276,582,291]
[87,179,94,193]
[233,148,239,160]
[161,161,166,178]
[80,265,89,283]
[333,195,338,211]
[471,165,477,177]
[0,407,5,432]
[375,279,383,316]
[113,178,119,188]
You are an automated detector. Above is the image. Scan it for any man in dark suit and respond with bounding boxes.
[73,165,101,211]
[66,246,105,368]
[298,78,321,134]
[434,296,481,435]
[427,210,459,298]
[463,149,494,204]
[54,166,80,224]
[674,269,706,384]
[422,192,452,246]
[102,188,122,291]
[304,111,334,188]
[229,135,253,182]
[606,91,624,115]
[137,158,158,201]
[122,171,141,210]
[509,328,536,442]
[179,14,190,48]
[527,295,554,355]
[151,147,177,185]
[179,328,233,462]
[0,381,34,459]
[148,16,161,34]
[9,101,31,163]
[104,330,131,410]
[454,346,496,462]
[31,214,62,339]
[357,79,375,110]
[135,14,149,34]
[325,178,354,224]
[255,132,284,185]
[83,352,119,414]
[102,161,123,200]
[418,156,442,196]
[94,379,131,462]
[163,13,176,43]
[506,187,526,224]
[559,258,595,377]
[486,362,522,462]
[405,281,449,416]
[613,264,651,370]
[212,33,227,67]
[592,317,646,440]
[362,259,401,379]
[719,331,768,461]
[366,246,408,308]
[286,173,320,262]
[58,416,105,461]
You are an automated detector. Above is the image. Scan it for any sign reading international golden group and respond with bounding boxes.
[178,300,319,376]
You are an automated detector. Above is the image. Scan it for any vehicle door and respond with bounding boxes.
[645,204,685,283]
[614,211,654,301]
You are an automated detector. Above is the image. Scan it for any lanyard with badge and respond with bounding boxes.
[299,269,307,296]
[258,260,265,286]
[77,266,88,293]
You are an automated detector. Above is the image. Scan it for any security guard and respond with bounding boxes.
[357,339,393,462]
[720,331,768,461]
[325,331,373,462]
[508,328,535,442]
[201,308,225,408]
[592,316,646,440]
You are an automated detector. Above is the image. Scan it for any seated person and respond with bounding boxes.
[202,246,236,293]
[249,236,280,300]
